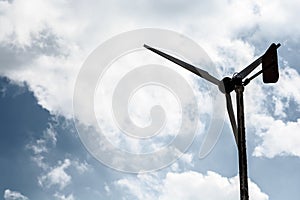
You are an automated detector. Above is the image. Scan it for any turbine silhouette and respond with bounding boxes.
[144,43,280,200]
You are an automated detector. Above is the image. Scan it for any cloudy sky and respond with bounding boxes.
[1,0,300,199]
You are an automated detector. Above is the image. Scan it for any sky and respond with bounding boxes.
[1,0,300,199]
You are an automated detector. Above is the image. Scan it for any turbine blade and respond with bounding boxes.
[144,44,220,86]
[236,56,263,80]
[225,93,238,144]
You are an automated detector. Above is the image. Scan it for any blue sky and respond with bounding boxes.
[1,0,300,199]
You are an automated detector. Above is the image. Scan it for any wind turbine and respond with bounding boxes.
[144,43,280,200]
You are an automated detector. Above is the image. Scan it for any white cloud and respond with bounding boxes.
[26,126,57,154]
[36,156,91,191]
[180,153,193,164]
[116,173,161,200]
[54,193,75,200]
[104,182,111,195]
[160,171,268,200]
[0,0,300,171]
[26,124,91,191]
[0,0,84,117]
[116,171,268,200]
[3,189,29,200]
[252,115,300,158]
[0,0,83,47]
[38,159,72,190]
[273,67,300,105]
[5,53,82,118]
[1,0,297,119]
[247,66,300,158]
[31,154,48,170]
[26,125,57,170]
[72,160,90,174]
[26,138,48,154]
